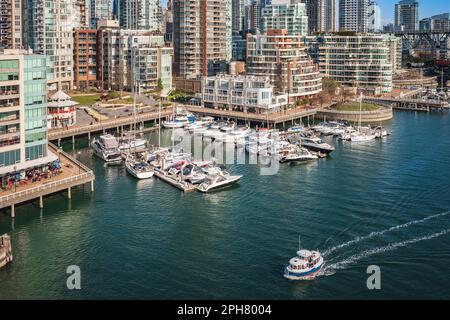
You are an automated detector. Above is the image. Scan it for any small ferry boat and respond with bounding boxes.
[284,249,324,280]
[125,159,154,179]
[91,134,122,162]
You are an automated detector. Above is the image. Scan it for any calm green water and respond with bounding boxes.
[1,111,450,299]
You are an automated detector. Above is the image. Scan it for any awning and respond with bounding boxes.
[0,150,58,176]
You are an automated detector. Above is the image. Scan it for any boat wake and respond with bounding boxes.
[322,228,450,275]
[313,211,450,277]
[322,211,450,256]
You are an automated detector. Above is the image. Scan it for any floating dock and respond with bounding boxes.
[153,169,197,192]
[0,234,12,269]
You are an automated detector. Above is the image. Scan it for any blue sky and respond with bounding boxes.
[160,0,450,25]
[377,0,450,24]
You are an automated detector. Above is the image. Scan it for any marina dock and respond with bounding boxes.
[153,168,197,192]
[0,143,95,217]
[185,106,318,127]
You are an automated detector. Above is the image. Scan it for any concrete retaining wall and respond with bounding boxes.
[316,106,393,123]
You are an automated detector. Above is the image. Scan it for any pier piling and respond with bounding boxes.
[67,187,72,199]
[90,180,95,192]
[10,204,15,218]
[39,195,43,209]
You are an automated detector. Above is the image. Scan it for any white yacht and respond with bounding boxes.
[125,159,154,179]
[197,170,242,193]
[279,145,318,163]
[119,134,147,151]
[91,134,122,162]
[162,108,195,128]
[350,132,377,142]
[297,134,335,154]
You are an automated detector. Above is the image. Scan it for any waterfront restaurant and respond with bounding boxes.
[0,49,60,191]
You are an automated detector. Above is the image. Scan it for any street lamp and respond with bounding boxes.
[77,151,82,175]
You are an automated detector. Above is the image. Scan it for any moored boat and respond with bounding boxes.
[91,134,122,162]
[125,160,154,179]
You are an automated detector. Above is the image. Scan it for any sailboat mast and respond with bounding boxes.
[359,93,363,130]
[158,100,161,148]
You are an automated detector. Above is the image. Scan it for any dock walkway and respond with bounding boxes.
[185,106,317,126]
[153,169,197,192]
[48,108,174,141]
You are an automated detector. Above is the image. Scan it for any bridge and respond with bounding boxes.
[364,96,449,112]
[392,30,450,58]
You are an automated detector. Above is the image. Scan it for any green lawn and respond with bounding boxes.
[72,94,101,106]
[334,102,380,112]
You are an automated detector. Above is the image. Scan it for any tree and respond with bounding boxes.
[322,77,338,96]
[157,78,163,91]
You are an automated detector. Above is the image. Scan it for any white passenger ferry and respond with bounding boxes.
[284,248,324,280]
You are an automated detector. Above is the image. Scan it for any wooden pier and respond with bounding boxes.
[153,169,197,192]
[0,234,12,269]
[0,144,95,217]
[48,107,174,142]
[185,106,317,127]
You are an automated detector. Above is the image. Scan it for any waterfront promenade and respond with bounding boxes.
[48,107,174,141]
[0,144,95,217]
[185,105,318,127]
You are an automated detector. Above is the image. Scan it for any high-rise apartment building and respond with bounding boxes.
[339,0,369,33]
[0,0,23,49]
[118,0,163,32]
[420,13,450,32]
[89,0,112,29]
[96,24,173,92]
[25,0,82,91]
[395,0,419,32]
[0,49,52,183]
[262,0,308,36]
[368,1,381,32]
[307,34,402,93]
[76,0,90,28]
[173,0,232,79]
[74,29,98,90]
[232,0,246,34]
[301,0,336,34]
[246,29,322,104]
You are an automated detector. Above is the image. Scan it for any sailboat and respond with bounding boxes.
[350,93,376,142]
[119,82,147,151]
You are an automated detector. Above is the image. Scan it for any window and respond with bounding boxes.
[0,149,20,167]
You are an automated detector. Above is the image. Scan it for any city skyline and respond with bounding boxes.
[161,0,448,25]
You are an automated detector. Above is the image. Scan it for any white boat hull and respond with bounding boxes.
[125,162,154,179]
[197,175,242,193]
